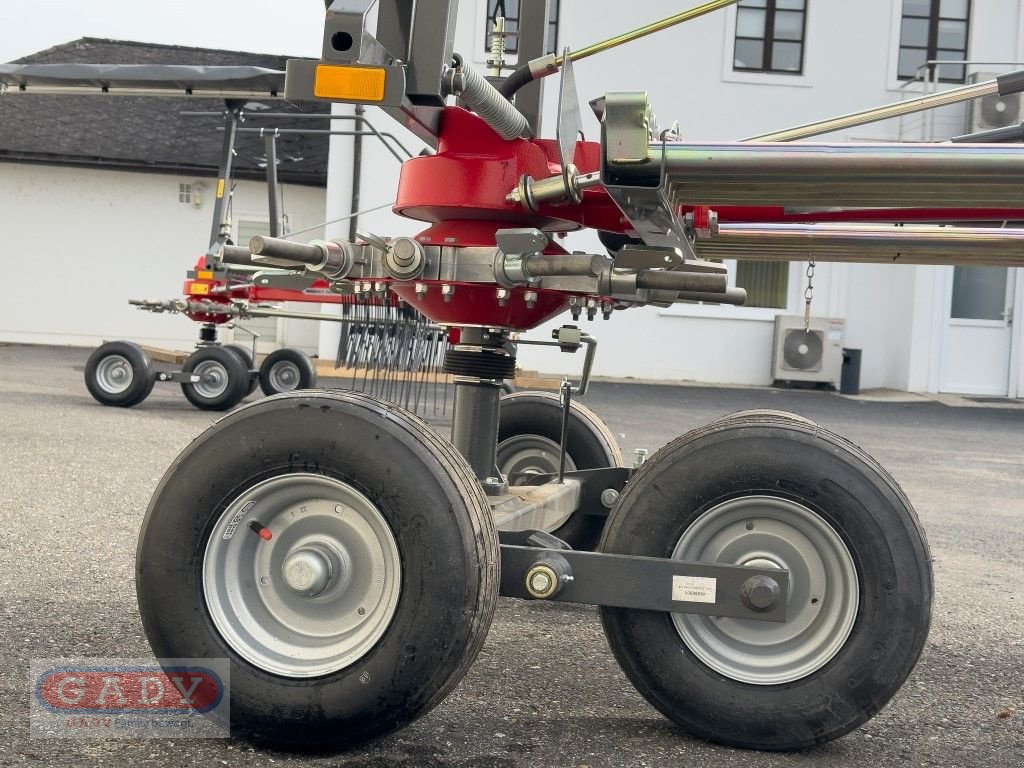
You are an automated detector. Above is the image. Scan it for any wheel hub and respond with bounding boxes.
[496,434,577,484]
[203,473,401,677]
[671,495,859,685]
[269,361,300,392]
[95,355,134,394]
[194,360,229,398]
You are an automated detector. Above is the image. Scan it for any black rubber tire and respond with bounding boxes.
[498,391,623,550]
[715,408,816,426]
[135,390,499,749]
[180,346,250,411]
[599,414,933,751]
[223,343,259,396]
[259,347,317,396]
[84,341,155,407]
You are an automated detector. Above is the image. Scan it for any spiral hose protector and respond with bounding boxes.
[455,60,531,140]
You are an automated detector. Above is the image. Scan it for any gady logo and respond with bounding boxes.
[35,665,223,714]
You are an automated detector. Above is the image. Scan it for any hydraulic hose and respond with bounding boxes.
[498,64,534,99]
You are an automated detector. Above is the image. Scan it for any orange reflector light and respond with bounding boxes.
[314,65,386,102]
[197,270,214,280]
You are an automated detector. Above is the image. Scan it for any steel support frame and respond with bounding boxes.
[206,103,241,260]
[499,540,790,622]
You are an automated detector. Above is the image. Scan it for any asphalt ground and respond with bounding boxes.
[1,343,1022,768]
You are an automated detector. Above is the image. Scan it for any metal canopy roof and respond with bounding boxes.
[0,63,290,98]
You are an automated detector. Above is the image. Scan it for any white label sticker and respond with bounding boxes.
[672,575,717,604]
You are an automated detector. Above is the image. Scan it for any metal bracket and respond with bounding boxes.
[515,325,597,395]
[517,467,633,516]
[499,545,790,622]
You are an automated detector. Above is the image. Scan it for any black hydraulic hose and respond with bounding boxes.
[498,64,534,100]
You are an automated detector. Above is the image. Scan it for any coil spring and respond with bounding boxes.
[451,55,530,141]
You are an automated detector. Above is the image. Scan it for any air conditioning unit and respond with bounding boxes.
[968,72,1022,132]
[771,316,843,385]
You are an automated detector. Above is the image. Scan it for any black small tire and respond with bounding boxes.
[181,346,249,411]
[84,341,155,407]
[599,415,933,750]
[223,343,259,396]
[497,391,622,550]
[135,390,499,749]
[259,347,317,396]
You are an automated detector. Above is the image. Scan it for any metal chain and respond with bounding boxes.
[803,256,816,331]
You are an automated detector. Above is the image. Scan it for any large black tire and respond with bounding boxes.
[84,340,155,407]
[715,408,816,426]
[497,391,622,550]
[136,390,499,750]
[599,414,932,750]
[180,346,250,411]
[223,343,259,396]
[259,347,317,396]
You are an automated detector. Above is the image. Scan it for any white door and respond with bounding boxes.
[939,266,1016,396]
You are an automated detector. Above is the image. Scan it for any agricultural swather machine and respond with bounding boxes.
[1,55,454,411]
[9,0,1024,752]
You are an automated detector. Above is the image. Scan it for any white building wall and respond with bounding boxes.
[0,162,325,351]
[317,0,1024,392]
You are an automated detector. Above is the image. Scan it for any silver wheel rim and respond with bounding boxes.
[496,435,576,485]
[269,360,302,392]
[671,495,859,685]
[95,354,134,395]
[193,360,230,399]
[202,473,402,677]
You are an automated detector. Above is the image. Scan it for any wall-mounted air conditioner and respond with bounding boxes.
[968,72,1022,132]
[771,316,843,385]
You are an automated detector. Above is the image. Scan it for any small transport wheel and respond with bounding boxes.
[84,340,155,407]
[497,391,622,550]
[136,390,499,749]
[223,343,259,396]
[259,347,317,396]
[599,414,932,751]
[181,346,249,411]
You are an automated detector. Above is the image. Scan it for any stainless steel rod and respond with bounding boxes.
[696,224,1024,267]
[558,0,740,65]
[746,80,997,142]
[635,142,1024,208]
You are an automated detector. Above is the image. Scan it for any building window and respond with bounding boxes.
[898,0,971,82]
[178,183,191,204]
[733,0,807,75]
[484,0,560,57]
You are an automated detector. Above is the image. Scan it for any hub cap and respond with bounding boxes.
[203,473,401,677]
[95,355,134,394]
[269,360,301,392]
[671,495,859,685]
